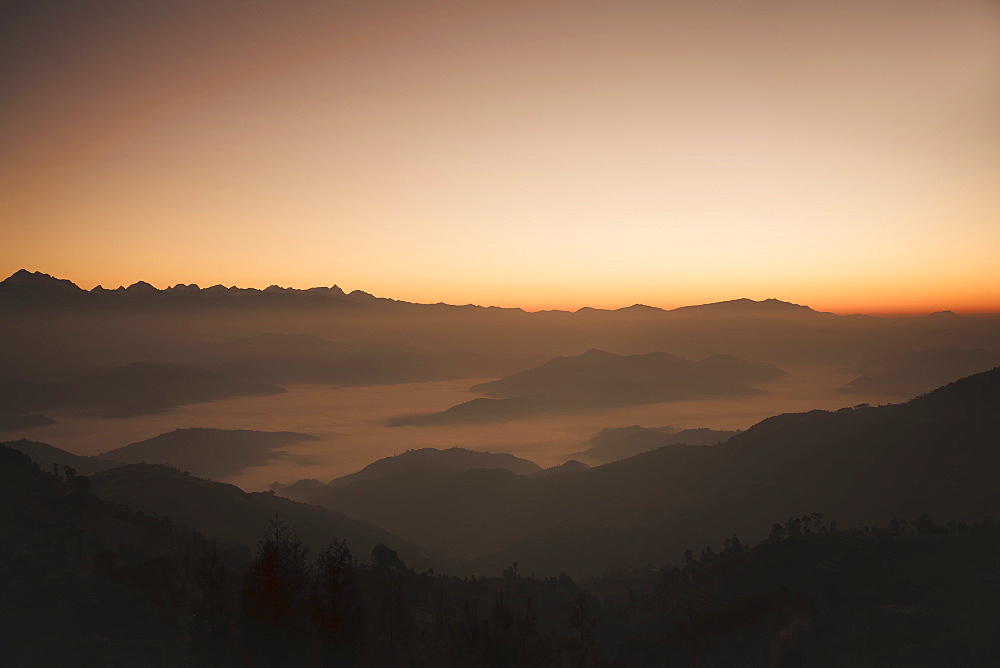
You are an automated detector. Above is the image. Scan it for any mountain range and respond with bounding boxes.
[4,363,1000,579]
[390,349,785,425]
[3,270,997,379]
[570,425,738,463]
[840,346,1000,397]
[0,269,822,316]
[0,362,283,420]
[86,462,455,573]
[171,333,535,386]
[99,427,316,479]
[276,365,1000,574]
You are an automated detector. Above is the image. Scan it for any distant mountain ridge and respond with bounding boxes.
[391,349,785,425]
[275,447,542,503]
[840,347,1000,397]
[0,269,831,316]
[195,333,534,386]
[0,362,284,418]
[5,269,993,383]
[570,425,738,463]
[4,438,122,476]
[100,427,316,479]
[0,270,374,310]
[294,365,1000,573]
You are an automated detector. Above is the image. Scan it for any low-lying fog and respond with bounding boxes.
[4,364,895,490]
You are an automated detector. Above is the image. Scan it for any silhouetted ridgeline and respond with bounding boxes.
[5,437,122,476]
[285,366,1000,575]
[0,270,824,315]
[570,425,738,463]
[0,362,284,419]
[0,413,54,432]
[389,350,785,425]
[2,270,998,375]
[4,270,1000,664]
[839,346,1000,396]
[100,427,316,479]
[86,461,455,574]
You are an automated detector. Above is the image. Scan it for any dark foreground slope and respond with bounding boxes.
[489,365,1000,574]
[602,518,1000,667]
[0,444,251,665]
[6,451,1000,665]
[0,442,604,666]
[88,462,455,574]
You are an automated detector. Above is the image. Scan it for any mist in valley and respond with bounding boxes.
[5,0,1000,662]
[4,273,1000,665]
[2,365,898,491]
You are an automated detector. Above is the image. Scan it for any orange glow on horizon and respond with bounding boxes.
[9,266,997,317]
[3,1,999,314]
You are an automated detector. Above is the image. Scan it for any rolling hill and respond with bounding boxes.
[1,362,285,418]
[391,349,785,425]
[302,366,1000,574]
[87,462,456,573]
[840,346,1000,396]
[570,425,738,463]
[100,427,315,479]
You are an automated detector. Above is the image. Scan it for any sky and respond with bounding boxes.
[2,0,999,313]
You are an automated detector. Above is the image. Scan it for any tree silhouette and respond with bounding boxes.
[769,523,787,543]
[313,538,364,666]
[191,546,232,665]
[240,517,311,666]
[570,592,599,665]
[371,542,406,571]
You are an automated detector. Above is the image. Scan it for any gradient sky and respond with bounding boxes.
[2,0,999,313]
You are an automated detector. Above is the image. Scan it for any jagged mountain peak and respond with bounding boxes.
[1,269,83,292]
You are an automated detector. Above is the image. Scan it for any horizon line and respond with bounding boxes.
[4,268,999,317]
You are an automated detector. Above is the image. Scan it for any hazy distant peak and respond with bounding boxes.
[348,289,378,300]
[125,280,157,294]
[99,427,315,479]
[574,304,664,314]
[305,285,346,296]
[1,269,83,292]
[619,303,665,312]
[485,304,526,312]
[326,446,542,487]
[670,297,816,315]
[578,347,618,359]
[532,459,591,477]
[166,283,201,293]
[925,310,962,319]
